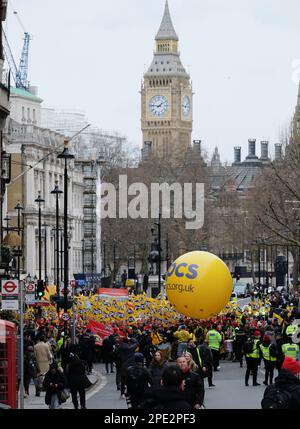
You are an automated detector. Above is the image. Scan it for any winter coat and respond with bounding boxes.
[149,363,168,387]
[114,339,138,376]
[272,369,300,408]
[34,341,52,375]
[65,358,92,390]
[24,351,38,379]
[102,337,115,364]
[125,363,153,398]
[43,369,67,405]
[182,370,205,408]
[139,386,191,409]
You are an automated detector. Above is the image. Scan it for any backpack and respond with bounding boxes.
[261,385,292,409]
[244,338,254,355]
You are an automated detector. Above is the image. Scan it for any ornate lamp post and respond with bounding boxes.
[57,140,74,331]
[14,201,24,281]
[51,181,63,295]
[34,191,44,282]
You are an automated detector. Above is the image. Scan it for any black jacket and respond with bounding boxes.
[125,363,153,398]
[273,369,300,408]
[139,386,191,409]
[182,370,205,407]
[43,369,67,405]
[102,337,115,363]
[65,358,92,390]
[114,339,138,375]
[149,363,168,387]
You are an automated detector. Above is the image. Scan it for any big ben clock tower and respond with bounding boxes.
[141,0,193,159]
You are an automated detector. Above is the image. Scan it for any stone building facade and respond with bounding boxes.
[4,87,85,281]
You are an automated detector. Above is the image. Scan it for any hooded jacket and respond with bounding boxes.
[273,369,300,408]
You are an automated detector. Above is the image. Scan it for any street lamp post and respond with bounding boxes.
[166,233,170,271]
[81,239,85,274]
[152,213,162,295]
[103,241,106,278]
[113,241,116,286]
[57,140,74,333]
[14,202,23,281]
[91,238,94,291]
[35,192,44,282]
[14,201,24,409]
[258,244,261,287]
[60,228,63,283]
[51,181,63,295]
[42,223,48,284]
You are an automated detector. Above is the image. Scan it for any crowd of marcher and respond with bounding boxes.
[19,288,300,409]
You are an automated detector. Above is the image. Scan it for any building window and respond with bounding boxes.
[33,109,36,122]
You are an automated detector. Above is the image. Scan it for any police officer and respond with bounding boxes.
[285,322,298,338]
[259,335,277,385]
[244,331,261,386]
[281,337,299,360]
[205,323,222,371]
[234,326,247,367]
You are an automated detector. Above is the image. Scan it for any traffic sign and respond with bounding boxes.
[2,280,19,295]
[26,283,35,293]
[62,313,69,321]
[1,280,19,310]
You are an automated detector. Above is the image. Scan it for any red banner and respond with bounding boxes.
[86,319,125,339]
[98,288,129,300]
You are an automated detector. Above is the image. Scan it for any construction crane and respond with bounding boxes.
[2,7,30,90]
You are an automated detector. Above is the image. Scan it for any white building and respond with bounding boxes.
[4,87,85,281]
[10,86,43,127]
[41,106,88,136]
[41,106,126,159]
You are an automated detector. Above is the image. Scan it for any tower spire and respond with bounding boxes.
[155,0,178,41]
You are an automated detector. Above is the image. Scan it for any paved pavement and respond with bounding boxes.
[23,369,102,409]
[87,361,269,409]
[22,358,271,409]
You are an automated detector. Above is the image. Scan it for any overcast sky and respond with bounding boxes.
[5,0,300,162]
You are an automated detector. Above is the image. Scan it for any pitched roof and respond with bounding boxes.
[155,0,178,41]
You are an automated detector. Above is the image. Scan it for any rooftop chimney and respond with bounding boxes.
[233,146,241,164]
[274,143,282,161]
[260,141,269,160]
[193,140,201,155]
[248,139,256,157]
[141,140,152,159]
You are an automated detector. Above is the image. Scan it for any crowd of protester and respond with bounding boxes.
[19,288,300,409]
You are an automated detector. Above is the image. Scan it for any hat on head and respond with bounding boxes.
[134,352,144,363]
[263,335,270,342]
[253,331,261,338]
[282,356,300,376]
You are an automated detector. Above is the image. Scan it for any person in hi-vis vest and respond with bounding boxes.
[205,323,222,371]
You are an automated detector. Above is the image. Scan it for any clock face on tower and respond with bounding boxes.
[182,95,190,117]
[149,95,169,117]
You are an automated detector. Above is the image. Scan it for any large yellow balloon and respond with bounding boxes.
[165,251,233,319]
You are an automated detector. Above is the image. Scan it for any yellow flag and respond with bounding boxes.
[273,312,284,325]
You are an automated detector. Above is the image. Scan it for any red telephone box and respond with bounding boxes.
[0,320,17,409]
